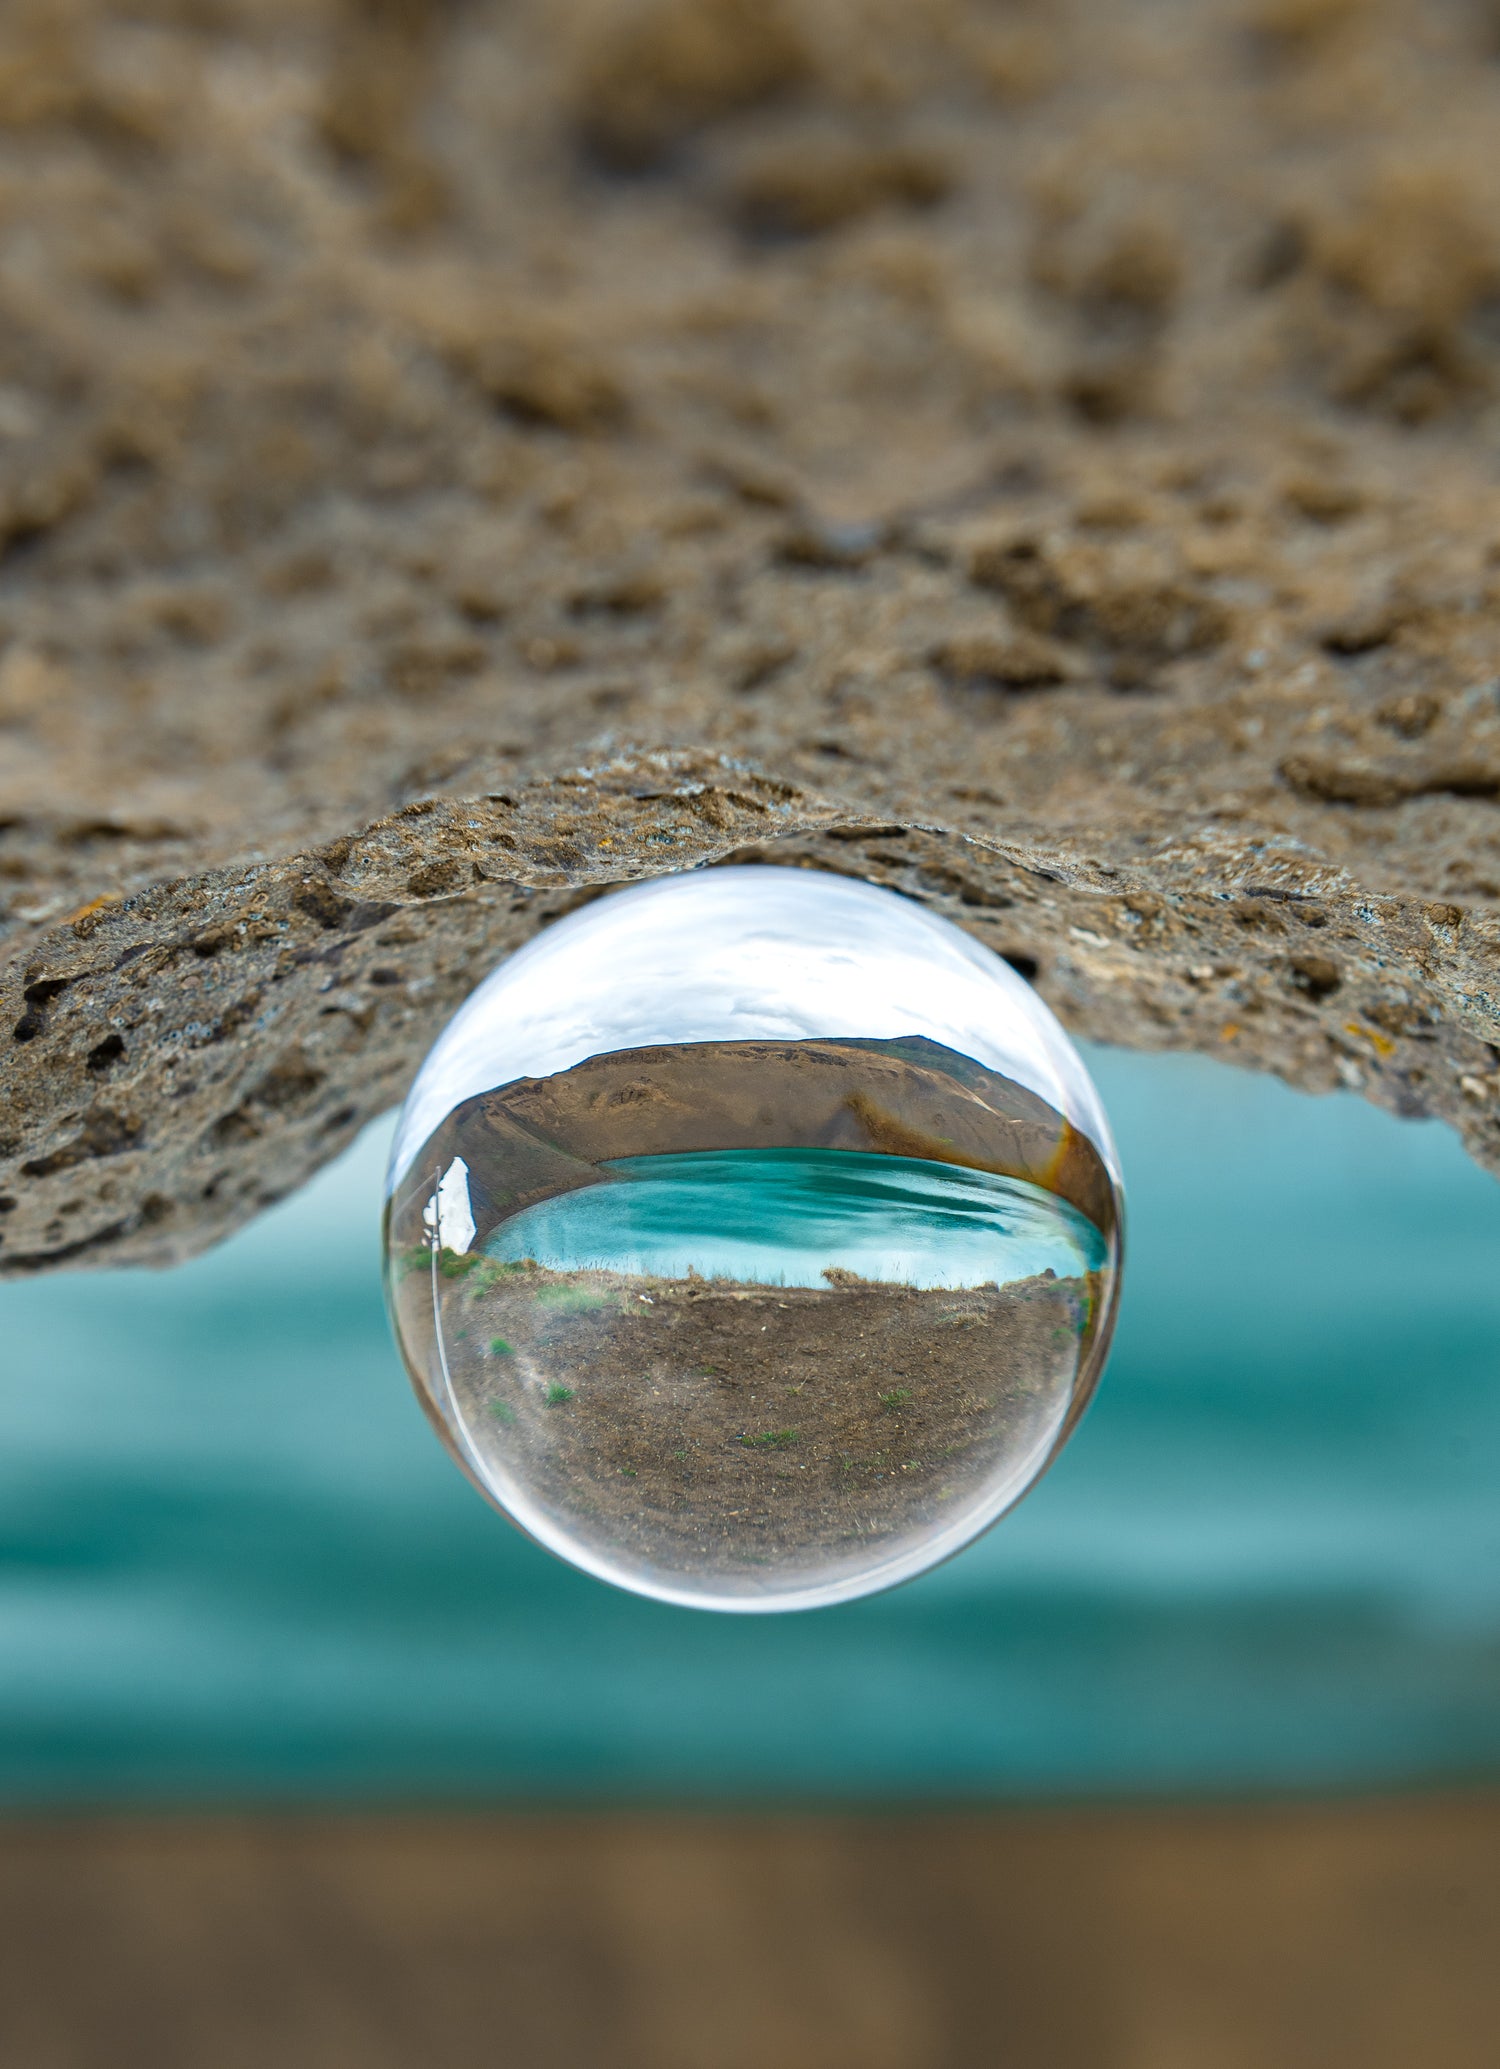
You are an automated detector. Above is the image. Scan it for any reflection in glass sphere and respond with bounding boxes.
[384,867,1123,1612]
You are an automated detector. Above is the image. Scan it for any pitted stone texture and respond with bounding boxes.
[2,0,1500,1270]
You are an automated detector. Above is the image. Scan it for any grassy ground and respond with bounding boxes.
[436,1259,1087,1597]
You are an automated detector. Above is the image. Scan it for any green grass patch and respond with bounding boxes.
[534,1285,612,1312]
[879,1387,912,1409]
[489,1401,516,1426]
[546,1383,575,1406]
[741,1428,799,1449]
[489,1337,515,1357]
[460,1258,534,1298]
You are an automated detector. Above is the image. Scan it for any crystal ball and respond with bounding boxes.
[384,866,1123,1611]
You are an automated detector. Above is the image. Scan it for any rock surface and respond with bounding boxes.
[2,0,1500,1271]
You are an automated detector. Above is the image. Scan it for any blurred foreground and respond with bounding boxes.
[3,1800,1498,2069]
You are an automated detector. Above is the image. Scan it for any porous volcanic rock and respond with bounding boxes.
[3,0,1500,1271]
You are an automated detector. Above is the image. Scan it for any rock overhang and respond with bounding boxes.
[2,0,1499,1271]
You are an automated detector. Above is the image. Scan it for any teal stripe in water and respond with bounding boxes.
[483,1147,1106,1290]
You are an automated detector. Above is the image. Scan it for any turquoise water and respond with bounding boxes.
[2,1046,1500,1801]
[487,1147,1105,1289]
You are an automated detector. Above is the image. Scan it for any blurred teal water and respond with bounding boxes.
[1,1046,1498,1804]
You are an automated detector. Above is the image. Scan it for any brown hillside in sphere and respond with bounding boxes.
[395,1037,1117,1247]
[2,0,1500,1272]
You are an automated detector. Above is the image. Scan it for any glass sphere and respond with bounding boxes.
[384,866,1123,1611]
